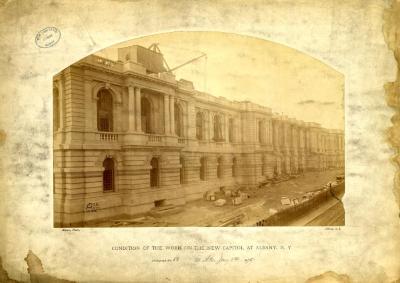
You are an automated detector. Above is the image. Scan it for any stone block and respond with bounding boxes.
[214,199,227,207]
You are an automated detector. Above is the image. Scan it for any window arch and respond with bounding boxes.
[217,157,223,179]
[103,158,115,192]
[179,157,185,185]
[53,87,60,132]
[232,157,238,177]
[150,157,159,187]
[196,112,204,140]
[141,97,152,134]
[213,114,223,141]
[200,157,206,181]
[174,103,183,137]
[97,89,113,132]
[228,118,234,143]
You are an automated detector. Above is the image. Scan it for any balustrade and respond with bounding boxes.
[97,132,119,141]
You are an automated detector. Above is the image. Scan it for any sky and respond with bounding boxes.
[96,31,344,130]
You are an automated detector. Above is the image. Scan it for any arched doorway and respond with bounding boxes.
[103,158,115,192]
[97,89,113,132]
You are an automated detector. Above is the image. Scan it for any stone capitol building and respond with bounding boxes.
[53,45,344,227]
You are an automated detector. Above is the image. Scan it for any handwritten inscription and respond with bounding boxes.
[152,257,180,263]
[194,254,255,264]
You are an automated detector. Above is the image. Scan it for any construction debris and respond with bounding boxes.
[204,190,215,201]
[240,192,250,199]
[232,197,242,206]
[281,196,291,205]
[214,199,227,207]
[325,181,338,188]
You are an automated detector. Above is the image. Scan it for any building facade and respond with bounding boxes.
[53,45,344,226]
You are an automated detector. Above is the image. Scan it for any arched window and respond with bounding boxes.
[179,157,185,185]
[150,157,159,187]
[196,112,203,140]
[97,89,113,132]
[174,103,183,137]
[141,97,152,134]
[103,158,115,192]
[213,114,223,141]
[53,87,60,132]
[200,157,206,181]
[228,118,234,143]
[217,157,223,179]
[232,157,238,177]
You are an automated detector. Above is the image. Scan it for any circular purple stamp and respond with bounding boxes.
[35,27,61,48]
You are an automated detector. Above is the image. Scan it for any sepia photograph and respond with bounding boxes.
[2,1,400,282]
[53,32,345,227]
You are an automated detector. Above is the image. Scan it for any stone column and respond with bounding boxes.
[169,95,175,135]
[114,89,124,132]
[127,85,135,132]
[134,87,141,132]
[164,94,170,134]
